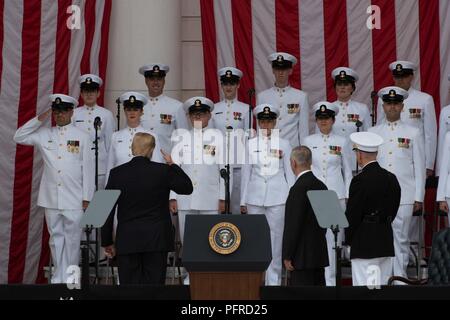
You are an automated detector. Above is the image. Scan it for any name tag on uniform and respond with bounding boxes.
[67,140,80,154]
[215,112,223,115]
[76,120,84,123]
[160,114,173,125]
[398,138,411,149]
[347,114,360,122]
[269,149,283,159]
[287,104,300,114]
[409,108,422,119]
[329,146,342,155]
[203,145,216,156]
[233,112,242,121]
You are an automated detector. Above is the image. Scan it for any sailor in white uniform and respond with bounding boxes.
[14,94,95,284]
[72,74,115,189]
[241,103,295,286]
[257,52,310,148]
[436,74,450,177]
[139,64,189,153]
[169,97,225,243]
[105,92,164,182]
[303,102,352,286]
[325,67,371,171]
[369,87,426,280]
[436,130,450,226]
[376,62,436,257]
[213,67,250,214]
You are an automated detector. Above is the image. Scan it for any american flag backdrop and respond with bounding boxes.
[200,0,450,116]
[0,0,112,284]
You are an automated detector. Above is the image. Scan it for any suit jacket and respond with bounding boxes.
[101,157,193,255]
[282,171,329,270]
[345,161,401,259]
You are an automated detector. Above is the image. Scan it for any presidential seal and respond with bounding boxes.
[209,222,241,255]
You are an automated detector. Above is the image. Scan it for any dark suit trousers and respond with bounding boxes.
[290,268,325,286]
[118,252,168,285]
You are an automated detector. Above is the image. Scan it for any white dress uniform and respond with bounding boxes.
[257,53,310,148]
[105,125,164,182]
[170,97,225,243]
[13,94,95,284]
[436,105,450,176]
[72,104,115,188]
[376,62,437,171]
[331,100,371,168]
[241,104,295,286]
[369,87,426,279]
[138,64,189,153]
[436,131,450,224]
[213,98,249,215]
[305,102,352,286]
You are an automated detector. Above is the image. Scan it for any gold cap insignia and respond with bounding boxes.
[389,90,396,97]
[277,55,284,62]
[86,77,92,84]
[264,107,270,114]
[129,96,136,104]
[195,99,202,107]
[320,105,326,112]
[396,64,403,71]
[226,70,232,78]
[153,65,160,73]
[340,71,346,79]
[55,97,61,105]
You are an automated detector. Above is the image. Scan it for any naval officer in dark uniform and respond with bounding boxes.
[345,132,401,286]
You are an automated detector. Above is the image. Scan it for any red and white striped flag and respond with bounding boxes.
[200,0,450,118]
[0,0,112,284]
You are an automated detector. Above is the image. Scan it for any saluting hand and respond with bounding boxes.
[161,149,174,166]
[38,108,52,122]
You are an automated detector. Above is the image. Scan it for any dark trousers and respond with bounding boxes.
[290,268,325,286]
[117,252,168,285]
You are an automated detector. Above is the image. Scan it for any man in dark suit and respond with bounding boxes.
[282,146,329,286]
[346,132,401,286]
[101,132,193,285]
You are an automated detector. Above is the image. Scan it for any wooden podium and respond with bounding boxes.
[183,215,271,301]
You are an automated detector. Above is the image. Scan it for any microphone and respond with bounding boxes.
[94,116,102,129]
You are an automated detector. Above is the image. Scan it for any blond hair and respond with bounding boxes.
[131,132,156,158]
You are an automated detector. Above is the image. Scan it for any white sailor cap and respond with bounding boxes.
[49,94,78,109]
[332,67,359,82]
[184,97,215,113]
[79,74,103,88]
[254,103,280,120]
[268,52,297,69]
[350,132,384,153]
[378,86,409,103]
[139,64,170,77]
[313,101,339,118]
[218,67,243,83]
[389,60,417,76]
[120,92,148,108]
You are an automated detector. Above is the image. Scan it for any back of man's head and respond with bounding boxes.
[291,146,312,171]
[132,132,155,158]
